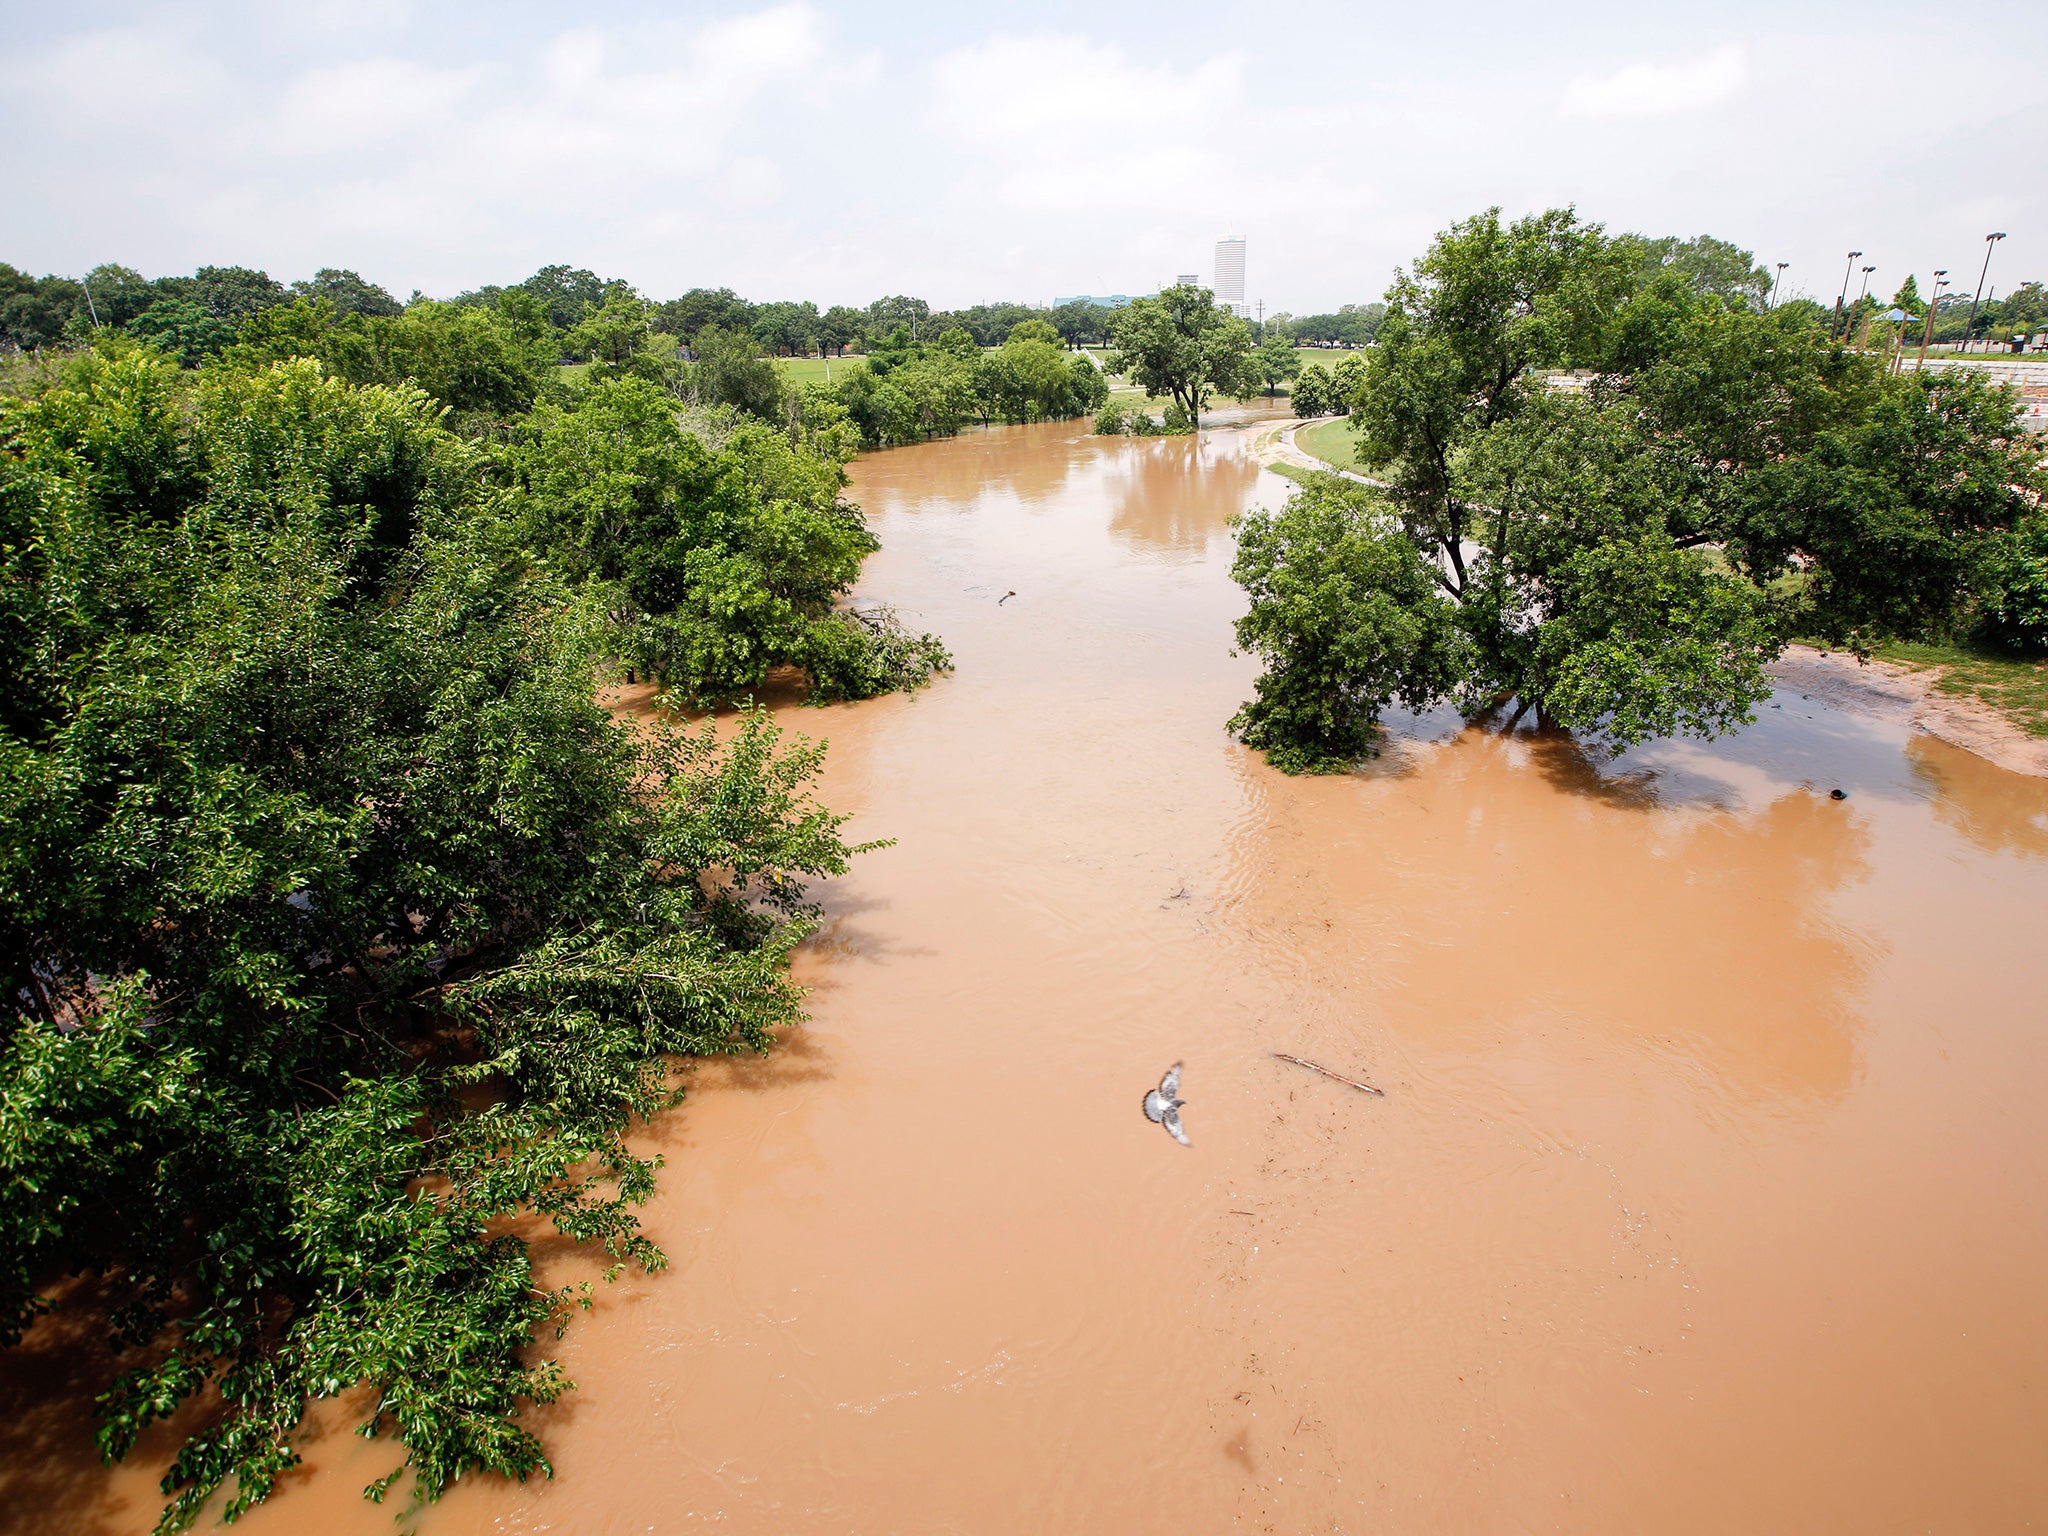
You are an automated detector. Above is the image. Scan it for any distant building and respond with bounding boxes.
[1214,236,1246,318]
[1175,273,1200,287]
[1053,294,1145,309]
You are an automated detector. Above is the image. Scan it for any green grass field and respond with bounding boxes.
[773,355,851,387]
[1294,417,1364,471]
[1871,638,2048,738]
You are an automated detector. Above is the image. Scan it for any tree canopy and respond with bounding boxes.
[0,347,920,1532]
[1105,284,1259,430]
[1233,206,2047,771]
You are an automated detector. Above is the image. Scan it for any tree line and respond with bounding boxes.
[0,259,1132,360]
[1230,208,2048,772]
[1,261,1121,447]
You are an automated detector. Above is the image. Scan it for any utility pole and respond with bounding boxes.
[1964,231,2007,350]
[1256,298,1265,341]
[1832,250,1862,338]
[1771,262,1789,307]
[1917,270,1949,368]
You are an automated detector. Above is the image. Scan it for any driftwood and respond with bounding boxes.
[1271,1052,1384,1096]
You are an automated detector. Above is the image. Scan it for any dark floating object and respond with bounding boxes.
[1272,1052,1385,1096]
[999,590,1017,605]
[1830,788,1848,800]
[1143,1061,1190,1146]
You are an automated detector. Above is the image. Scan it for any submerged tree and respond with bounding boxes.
[511,375,949,701]
[0,352,882,1531]
[1231,207,2044,771]
[1105,283,1259,430]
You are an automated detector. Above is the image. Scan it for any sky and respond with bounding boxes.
[5,0,2046,315]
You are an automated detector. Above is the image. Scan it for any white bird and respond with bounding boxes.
[1143,1061,1190,1146]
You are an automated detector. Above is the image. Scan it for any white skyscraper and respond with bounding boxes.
[1214,236,1246,317]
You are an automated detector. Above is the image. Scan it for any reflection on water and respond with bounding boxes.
[1909,733,2048,855]
[12,418,2048,1536]
[1101,432,1263,558]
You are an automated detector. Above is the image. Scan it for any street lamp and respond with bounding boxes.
[1857,265,1876,303]
[1917,270,1949,367]
[1833,250,1863,337]
[1771,262,1789,307]
[1964,231,2007,350]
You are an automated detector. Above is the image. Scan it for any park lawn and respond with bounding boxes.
[1295,417,1365,472]
[773,355,851,386]
[1870,638,2048,738]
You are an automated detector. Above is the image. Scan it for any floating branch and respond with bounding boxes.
[1271,1052,1384,1096]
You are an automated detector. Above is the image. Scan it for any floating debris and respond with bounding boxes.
[1271,1052,1384,1096]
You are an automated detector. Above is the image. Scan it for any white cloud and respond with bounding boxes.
[933,35,1241,159]
[26,26,228,128]
[928,35,1252,221]
[1561,45,1747,120]
[274,58,480,153]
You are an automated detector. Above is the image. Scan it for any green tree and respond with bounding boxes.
[221,299,543,419]
[865,295,931,341]
[511,376,947,700]
[125,296,240,366]
[0,351,871,1533]
[81,264,157,328]
[1232,206,2042,771]
[1626,233,1772,308]
[289,267,404,316]
[568,293,655,372]
[1252,333,1301,397]
[1006,317,1064,347]
[519,265,616,330]
[187,265,289,318]
[819,304,865,356]
[751,300,821,357]
[1104,283,1258,430]
[0,264,86,349]
[1229,475,1470,771]
[654,286,755,341]
[1290,362,1331,417]
[685,322,783,419]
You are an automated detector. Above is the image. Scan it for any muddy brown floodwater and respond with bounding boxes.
[14,418,2048,1535]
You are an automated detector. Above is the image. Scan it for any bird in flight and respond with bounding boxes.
[1143,1062,1190,1146]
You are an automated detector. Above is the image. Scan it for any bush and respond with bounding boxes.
[1978,511,2048,651]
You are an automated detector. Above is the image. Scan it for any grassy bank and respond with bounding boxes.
[1295,417,1364,472]
[1869,638,2048,738]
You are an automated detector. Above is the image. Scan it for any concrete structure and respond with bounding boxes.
[1214,236,1246,317]
[1174,273,1199,287]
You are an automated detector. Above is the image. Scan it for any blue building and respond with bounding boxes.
[1052,294,1148,309]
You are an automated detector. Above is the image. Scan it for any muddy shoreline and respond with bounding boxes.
[1769,644,2048,778]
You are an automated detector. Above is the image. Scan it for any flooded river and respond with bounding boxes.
[14,419,2048,1533]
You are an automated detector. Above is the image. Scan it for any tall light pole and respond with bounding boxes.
[1771,262,1789,307]
[1917,270,1949,367]
[1849,265,1876,345]
[1964,231,2007,349]
[1833,250,1862,337]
